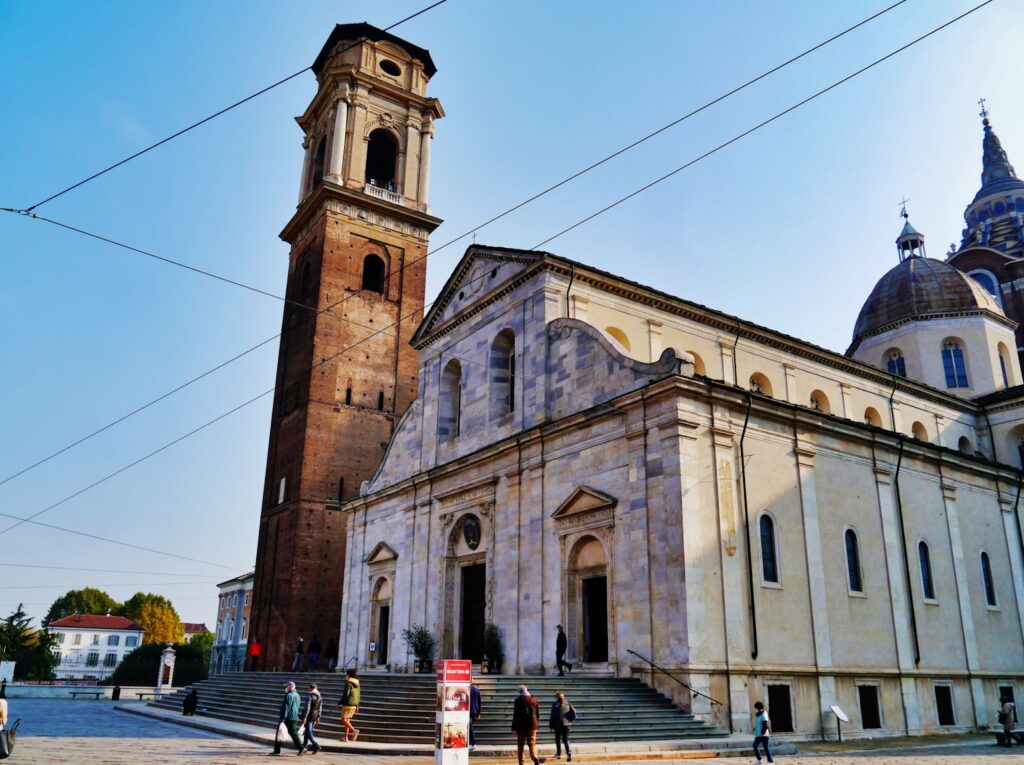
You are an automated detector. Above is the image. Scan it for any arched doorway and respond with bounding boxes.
[567,536,609,663]
[370,577,392,666]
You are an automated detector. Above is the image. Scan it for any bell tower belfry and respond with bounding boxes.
[250,23,443,671]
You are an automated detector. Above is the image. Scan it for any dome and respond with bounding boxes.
[849,256,1006,353]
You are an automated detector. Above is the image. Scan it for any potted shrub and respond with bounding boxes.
[482,623,504,674]
[402,625,436,673]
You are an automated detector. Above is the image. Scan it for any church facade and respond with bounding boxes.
[338,119,1024,738]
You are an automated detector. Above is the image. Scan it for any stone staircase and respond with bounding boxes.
[149,671,722,745]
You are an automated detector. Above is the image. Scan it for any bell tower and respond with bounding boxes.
[250,23,443,671]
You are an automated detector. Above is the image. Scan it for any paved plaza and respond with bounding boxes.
[5,699,1023,764]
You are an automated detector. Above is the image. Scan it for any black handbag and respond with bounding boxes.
[0,719,21,760]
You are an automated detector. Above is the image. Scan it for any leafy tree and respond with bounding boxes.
[110,642,207,687]
[44,588,121,626]
[118,593,183,644]
[189,630,214,669]
[0,604,57,680]
[0,604,32,664]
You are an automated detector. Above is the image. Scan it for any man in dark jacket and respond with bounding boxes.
[549,692,573,761]
[273,681,304,756]
[511,685,540,765]
[555,625,571,676]
[291,637,305,672]
[469,683,482,750]
[302,683,323,754]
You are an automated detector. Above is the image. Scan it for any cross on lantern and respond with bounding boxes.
[978,97,988,120]
[898,197,910,220]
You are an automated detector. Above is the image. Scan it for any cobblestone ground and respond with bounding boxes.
[6,699,1024,764]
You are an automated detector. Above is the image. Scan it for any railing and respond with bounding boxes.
[626,649,723,708]
[363,183,405,207]
[342,655,359,670]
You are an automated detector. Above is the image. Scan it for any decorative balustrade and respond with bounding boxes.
[363,183,406,207]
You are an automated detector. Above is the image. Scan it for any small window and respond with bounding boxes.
[107,635,119,646]
[361,254,386,293]
[919,541,936,601]
[338,477,345,503]
[438,359,463,443]
[809,389,830,414]
[126,635,138,648]
[958,436,973,455]
[749,373,773,398]
[103,653,118,668]
[858,685,882,729]
[941,341,969,388]
[379,59,401,77]
[886,349,907,377]
[91,634,99,645]
[86,653,99,667]
[72,634,82,645]
[56,632,65,644]
[912,421,928,441]
[278,477,287,505]
[968,269,1000,303]
[489,330,516,419]
[244,592,251,606]
[241,618,248,640]
[345,385,352,406]
[864,407,882,427]
[845,529,863,593]
[759,514,780,584]
[934,684,956,726]
[981,551,997,607]
[378,390,385,411]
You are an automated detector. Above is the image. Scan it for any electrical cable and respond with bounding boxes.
[0,563,228,577]
[0,0,912,486]
[21,0,449,212]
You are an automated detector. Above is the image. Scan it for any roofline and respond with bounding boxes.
[216,571,255,588]
[846,307,1018,356]
[312,22,437,78]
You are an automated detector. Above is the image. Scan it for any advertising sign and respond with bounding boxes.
[435,659,472,765]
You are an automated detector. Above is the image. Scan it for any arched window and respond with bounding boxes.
[362,254,386,293]
[685,351,706,376]
[968,269,1001,305]
[918,541,936,600]
[958,436,973,455]
[604,326,631,352]
[886,349,907,377]
[809,389,830,414]
[864,407,882,427]
[489,330,516,419]
[980,551,997,607]
[750,373,773,398]
[845,529,863,593]
[365,129,398,191]
[941,341,969,388]
[438,360,462,443]
[912,421,928,441]
[759,514,780,584]
[309,135,326,192]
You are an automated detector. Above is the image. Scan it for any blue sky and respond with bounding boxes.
[1,0,1022,630]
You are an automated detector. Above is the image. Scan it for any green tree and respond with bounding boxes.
[44,588,121,627]
[110,642,207,687]
[0,604,32,664]
[189,630,214,669]
[118,593,183,644]
[0,604,57,680]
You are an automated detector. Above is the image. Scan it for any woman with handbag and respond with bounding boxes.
[0,696,19,760]
[549,692,574,761]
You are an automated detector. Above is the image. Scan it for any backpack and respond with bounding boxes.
[565,705,577,723]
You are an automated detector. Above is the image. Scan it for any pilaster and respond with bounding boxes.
[647,320,663,363]
[783,363,797,404]
[1000,496,1024,643]
[719,342,736,386]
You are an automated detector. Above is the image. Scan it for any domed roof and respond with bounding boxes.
[849,256,1007,353]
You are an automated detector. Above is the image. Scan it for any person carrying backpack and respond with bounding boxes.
[549,691,575,761]
[511,685,540,765]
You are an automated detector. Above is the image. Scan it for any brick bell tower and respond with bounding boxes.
[250,23,443,671]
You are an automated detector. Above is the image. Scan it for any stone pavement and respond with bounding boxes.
[6,698,1024,764]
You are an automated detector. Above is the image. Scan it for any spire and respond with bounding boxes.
[896,199,925,261]
[977,100,1022,196]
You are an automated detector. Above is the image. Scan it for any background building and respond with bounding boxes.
[182,623,209,644]
[211,573,253,674]
[50,614,144,682]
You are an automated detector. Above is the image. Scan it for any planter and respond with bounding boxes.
[482,658,501,674]
[413,659,434,673]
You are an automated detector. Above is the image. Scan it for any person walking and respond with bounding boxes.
[248,638,262,672]
[337,668,361,742]
[549,691,574,761]
[998,694,1017,747]
[752,701,774,764]
[554,625,571,676]
[302,683,323,754]
[291,637,305,673]
[469,682,482,750]
[325,638,337,672]
[182,689,198,716]
[511,685,540,765]
[272,681,305,756]
[307,636,322,673]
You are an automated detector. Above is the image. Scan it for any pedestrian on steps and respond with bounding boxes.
[182,689,198,716]
[307,636,322,673]
[248,638,262,672]
[272,681,304,756]
[302,683,323,754]
[549,691,574,761]
[511,685,540,765]
[469,682,481,750]
[752,701,774,764]
[554,625,571,676]
[291,637,305,672]
[337,668,361,742]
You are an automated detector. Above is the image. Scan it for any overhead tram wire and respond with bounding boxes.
[0,563,229,577]
[0,1,993,544]
[0,580,221,590]
[19,0,449,213]
[0,0,913,486]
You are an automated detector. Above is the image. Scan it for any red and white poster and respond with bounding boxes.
[435,659,472,765]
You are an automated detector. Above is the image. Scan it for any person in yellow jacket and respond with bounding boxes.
[337,668,361,742]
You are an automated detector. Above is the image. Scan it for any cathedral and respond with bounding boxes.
[252,24,1024,739]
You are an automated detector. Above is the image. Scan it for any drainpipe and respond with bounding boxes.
[892,439,921,666]
[739,391,758,660]
[887,374,898,432]
[565,262,575,318]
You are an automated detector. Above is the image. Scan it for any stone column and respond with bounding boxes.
[417,124,433,209]
[297,135,312,204]
[874,464,920,732]
[1000,496,1024,642]
[794,441,837,735]
[325,96,349,184]
[941,481,987,727]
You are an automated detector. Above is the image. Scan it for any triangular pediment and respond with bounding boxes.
[412,245,545,346]
[364,542,398,565]
[552,486,617,518]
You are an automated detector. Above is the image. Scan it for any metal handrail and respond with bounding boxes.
[342,655,358,670]
[626,649,722,707]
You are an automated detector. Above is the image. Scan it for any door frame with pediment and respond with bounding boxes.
[438,494,495,661]
[553,487,617,669]
[364,542,398,668]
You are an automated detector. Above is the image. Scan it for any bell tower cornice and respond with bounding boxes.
[296,71,444,134]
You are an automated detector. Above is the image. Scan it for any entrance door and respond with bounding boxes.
[581,575,608,662]
[766,685,794,732]
[460,564,486,662]
[377,605,390,665]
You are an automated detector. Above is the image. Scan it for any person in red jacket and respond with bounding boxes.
[511,685,540,765]
[247,638,262,671]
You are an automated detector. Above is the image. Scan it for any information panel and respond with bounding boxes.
[435,659,472,765]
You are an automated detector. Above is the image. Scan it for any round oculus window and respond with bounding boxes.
[380,59,401,76]
[463,516,481,550]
